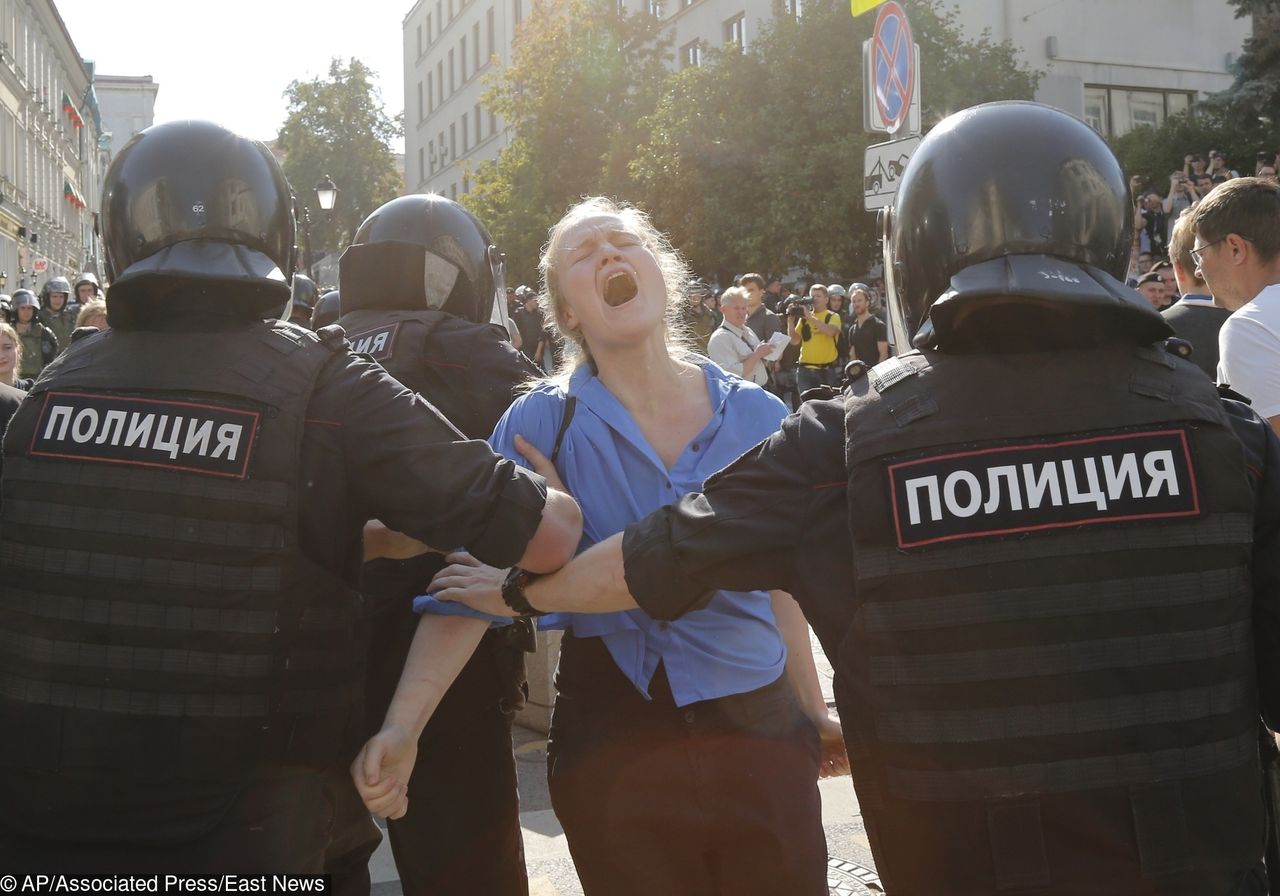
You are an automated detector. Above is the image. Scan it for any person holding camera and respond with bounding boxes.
[1163,171,1197,235]
[787,283,842,396]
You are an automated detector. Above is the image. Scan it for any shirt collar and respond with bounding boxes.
[566,358,737,470]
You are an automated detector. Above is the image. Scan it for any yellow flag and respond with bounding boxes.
[851,0,884,15]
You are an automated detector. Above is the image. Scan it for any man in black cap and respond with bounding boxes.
[1136,269,1171,310]
[429,102,1280,896]
[0,120,581,880]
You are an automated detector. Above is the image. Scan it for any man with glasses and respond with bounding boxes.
[1191,177,1280,432]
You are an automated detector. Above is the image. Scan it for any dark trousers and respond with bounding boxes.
[0,768,380,896]
[796,363,839,397]
[547,637,828,896]
[363,595,528,896]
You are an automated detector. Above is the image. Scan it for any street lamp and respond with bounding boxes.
[315,175,338,212]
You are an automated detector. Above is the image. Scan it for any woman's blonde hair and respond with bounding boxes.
[75,299,108,329]
[536,197,696,383]
[0,321,21,379]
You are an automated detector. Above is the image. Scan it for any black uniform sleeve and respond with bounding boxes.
[314,351,548,570]
[1224,399,1280,730]
[622,396,848,620]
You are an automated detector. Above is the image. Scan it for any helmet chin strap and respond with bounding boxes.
[487,245,510,329]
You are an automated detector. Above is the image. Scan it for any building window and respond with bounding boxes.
[418,81,424,121]
[449,49,456,93]
[1084,85,1195,139]
[437,0,443,30]
[428,72,434,112]
[448,0,454,19]
[450,183,457,199]
[437,61,444,105]
[462,112,469,152]
[450,122,457,160]
[681,0,694,8]
[419,146,426,182]
[487,7,496,59]
[463,175,470,194]
[648,0,663,15]
[489,109,497,135]
[417,24,423,56]
[680,39,702,68]
[439,131,447,163]
[461,36,467,80]
[427,13,433,43]
[782,0,802,17]
[475,103,482,143]
[473,23,481,70]
[724,13,746,47]
[514,0,523,26]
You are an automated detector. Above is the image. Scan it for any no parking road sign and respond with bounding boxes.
[863,0,920,135]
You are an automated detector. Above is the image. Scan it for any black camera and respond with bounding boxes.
[784,295,814,317]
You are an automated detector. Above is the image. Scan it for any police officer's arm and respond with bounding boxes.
[439,399,842,618]
[329,355,581,573]
[1224,400,1280,729]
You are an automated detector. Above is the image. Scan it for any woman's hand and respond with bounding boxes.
[350,723,418,819]
[430,551,518,617]
[810,710,850,778]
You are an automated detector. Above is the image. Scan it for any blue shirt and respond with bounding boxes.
[417,359,790,706]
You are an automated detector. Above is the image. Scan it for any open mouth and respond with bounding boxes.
[603,271,638,307]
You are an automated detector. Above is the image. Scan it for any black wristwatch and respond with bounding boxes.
[501,567,546,617]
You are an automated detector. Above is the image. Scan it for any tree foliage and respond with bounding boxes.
[464,0,672,286]
[467,0,1039,285]
[277,59,403,269]
[1204,0,1280,133]
[632,0,1040,281]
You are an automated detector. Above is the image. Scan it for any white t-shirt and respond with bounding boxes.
[1218,282,1280,417]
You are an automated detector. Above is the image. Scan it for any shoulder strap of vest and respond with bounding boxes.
[550,395,577,465]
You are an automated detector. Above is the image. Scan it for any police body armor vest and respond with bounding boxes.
[0,322,364,786]
[841,344,1264,896]
[340,308,534,440]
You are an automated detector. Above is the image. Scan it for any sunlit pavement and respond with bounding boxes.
[369,629,882,895]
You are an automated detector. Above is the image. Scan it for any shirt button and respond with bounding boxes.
[665,482,672,488]
[658,621,669,630]
[691,443,700,451]
[684,710,696,724]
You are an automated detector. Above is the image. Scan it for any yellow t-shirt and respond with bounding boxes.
[798,310,841,366]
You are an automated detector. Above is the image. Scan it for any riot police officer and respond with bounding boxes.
[431,102,1280,895]
[312,289,341,330]
[0,120,581,878]
[73,271,101,305]
[337,193,542,896]
[39,275,78,350]
[286,272,318,328]
[11,289,57,377]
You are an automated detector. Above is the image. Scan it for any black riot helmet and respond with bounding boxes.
[311,290,341,330]
[100,120,295,315]
[45,276,72,303]
[339,193,504,325]
[884,101,1168,351]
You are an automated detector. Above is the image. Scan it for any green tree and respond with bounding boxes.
[1205,0,1280,133]
[277,59,403,273]
[464,0,672,286]
[632,0,1040,280]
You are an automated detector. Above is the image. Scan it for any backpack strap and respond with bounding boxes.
[550,396,577,464]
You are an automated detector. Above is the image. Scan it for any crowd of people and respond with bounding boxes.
[3,106,1280,896]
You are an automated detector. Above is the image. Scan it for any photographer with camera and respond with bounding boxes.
[1164,171,1197,233]
[786,284,842,397]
